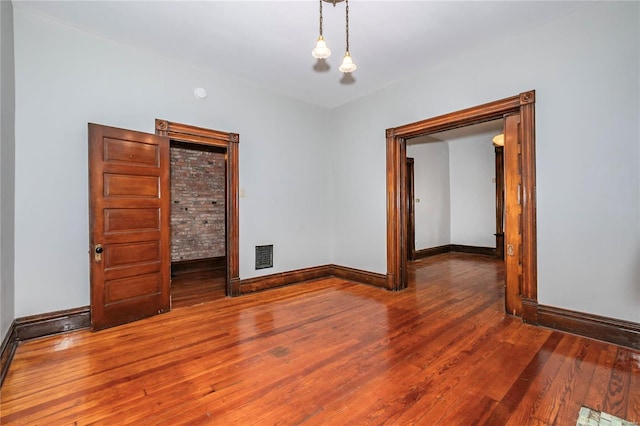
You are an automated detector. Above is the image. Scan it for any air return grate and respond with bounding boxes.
[255,245,273,270]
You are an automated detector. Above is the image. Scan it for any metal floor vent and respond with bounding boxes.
[255,245,273,270]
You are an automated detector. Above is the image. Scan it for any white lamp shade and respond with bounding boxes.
[312,36,331,59]
[339,52,357,73]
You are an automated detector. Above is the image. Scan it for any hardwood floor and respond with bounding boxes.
[1,253,638,425]
[171,269,226,309]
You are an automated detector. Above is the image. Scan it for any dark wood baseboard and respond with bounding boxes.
[522,298,539,324]
[414,245,450,260]
[0,322,17,387]
[239,265,332,294]
[14,306,91,341]
[239,264,387,294]
[413,244,496,260]
[449,244,496,257]
[331,265,387,288]
[0,306,90,387]
[229,277,241,297]
[171,256,225,276]
[537,304,640,350]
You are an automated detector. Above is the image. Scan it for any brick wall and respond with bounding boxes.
[170,145,225,262]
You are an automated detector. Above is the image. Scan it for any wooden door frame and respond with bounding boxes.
[155,119,241,296]
[385,90,538,323]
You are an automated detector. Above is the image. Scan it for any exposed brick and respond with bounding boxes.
[170,146,225,261]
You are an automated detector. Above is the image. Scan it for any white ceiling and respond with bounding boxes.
[13,0,593,109]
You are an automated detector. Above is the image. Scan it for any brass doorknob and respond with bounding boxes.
[94,244,103,262]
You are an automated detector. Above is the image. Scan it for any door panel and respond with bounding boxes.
[89,123,170,330]
[105,241,161,269]
[105,274,162,305]
[504,113,523,316]
[104,174,160,198]
[104,208,160,233]
[103,137,160,165]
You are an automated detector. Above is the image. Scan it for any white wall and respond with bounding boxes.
[448,133,496,248]
[330,1,640,322]
[0,0,16,338]
[407,130,496,251]
[12,9,332,317]
[406,141,450,250]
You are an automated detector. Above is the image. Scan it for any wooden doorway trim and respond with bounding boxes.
[155,119,241,296]
[385,90,538,322]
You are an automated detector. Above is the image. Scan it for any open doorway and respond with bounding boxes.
[169,141,227,308]
[386,91,537,322]
[155,119,241,299]
[406,119,504,259]
[88,120,239,330]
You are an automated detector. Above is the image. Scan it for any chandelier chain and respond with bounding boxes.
[319,0,324,36]
[345,0,350,52]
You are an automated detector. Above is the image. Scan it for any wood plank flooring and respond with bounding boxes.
[1,253,638,425]
[171,269,226,309]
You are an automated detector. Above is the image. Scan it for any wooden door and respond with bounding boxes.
[503,113,523,316]
[406,158,415,261]
[494,146,505,259]
[89,123,171,330]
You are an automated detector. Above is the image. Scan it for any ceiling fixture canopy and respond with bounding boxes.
[312,0,357,74]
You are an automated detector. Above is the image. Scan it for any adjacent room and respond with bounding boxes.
[169,141,227,307]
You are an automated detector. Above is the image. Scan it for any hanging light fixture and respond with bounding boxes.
[311,0,331,59]
[338,0,357,73]
[311,0,356,74]
[492,133,505,147]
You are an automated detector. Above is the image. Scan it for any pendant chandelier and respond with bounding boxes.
[311,0,357,73]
